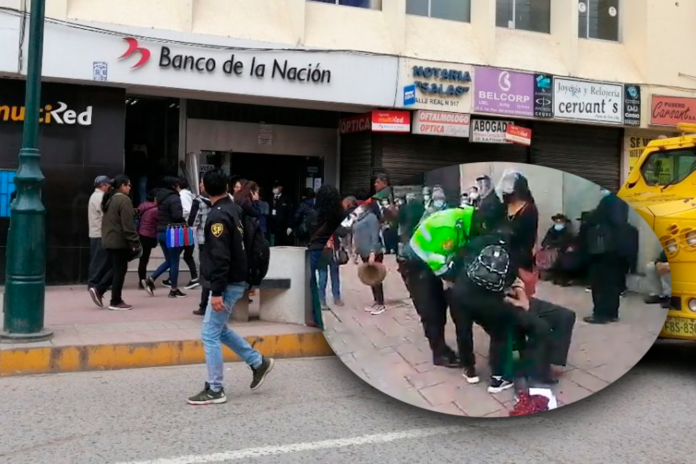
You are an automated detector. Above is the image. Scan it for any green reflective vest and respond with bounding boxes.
[408,206,475,276]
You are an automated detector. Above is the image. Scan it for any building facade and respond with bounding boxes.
[0,0,695,283]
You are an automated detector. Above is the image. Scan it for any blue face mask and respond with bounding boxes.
[554,224,565,231]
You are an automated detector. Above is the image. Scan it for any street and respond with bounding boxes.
[0,341,693,464]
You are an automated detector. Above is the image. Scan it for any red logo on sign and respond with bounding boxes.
[120,38,151,70]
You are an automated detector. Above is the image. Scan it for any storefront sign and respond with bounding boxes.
[471,119,514,144]
[397,59,473,113]
[372,111,411,133]
[339,113,371,135]
[474,67,534,117]
[651,95,696,127]
[505,125,532,146]
[623,85,641,126]
[26,17,399,108]
[412,111,470,138]
[553,78,623,124]
[0,102,93,126]
[624,131,656,175]
[534,74,554,119]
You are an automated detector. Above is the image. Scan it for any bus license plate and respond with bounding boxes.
[662,317,696,338]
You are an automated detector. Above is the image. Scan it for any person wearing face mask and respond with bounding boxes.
[474,175,504,234]
[496,170,539,298]
[268,181,293,247]
[539,214,576,286]
[582,187,630,324]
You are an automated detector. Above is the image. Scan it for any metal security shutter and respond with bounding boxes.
[340,132,373,197]
[379,133,529,185]
[531,122,622,192]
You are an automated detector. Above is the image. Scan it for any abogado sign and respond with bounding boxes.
[412,111,470,138]
[471,119,514,144]
[554,78,623,124]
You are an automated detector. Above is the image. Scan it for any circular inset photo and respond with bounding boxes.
[321,163,668,418]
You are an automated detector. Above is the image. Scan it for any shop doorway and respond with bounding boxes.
[229,153,324,208]
[124,96,180,206]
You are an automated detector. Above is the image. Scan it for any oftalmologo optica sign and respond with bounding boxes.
[412,111,470,138]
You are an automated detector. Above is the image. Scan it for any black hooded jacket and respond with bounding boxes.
[156,188,184,233]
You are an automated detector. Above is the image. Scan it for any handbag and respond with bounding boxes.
[166,224,196,249]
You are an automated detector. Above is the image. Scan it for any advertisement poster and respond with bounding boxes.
[474,67,535,117]
[397,59,473,113]
[471,119,514,144]
[651,95,696,127]
[371,111,411,133]
[623,85,642,126]
[534,74,554,119]
[505,125,532,146]
[412,111,470,138]
[553,77,623,124]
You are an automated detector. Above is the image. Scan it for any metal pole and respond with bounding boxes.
[1,0,52,343]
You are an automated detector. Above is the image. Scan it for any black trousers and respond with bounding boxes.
[138,235,158,282]
[182,245,198,279]
[399,258,455,359]
[528,298,576,367]
[590,254,623,320]
[88,238,110,287]
[96,249,130,305]
[198,244,210,311]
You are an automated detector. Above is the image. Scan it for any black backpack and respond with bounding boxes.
[298,207,319,240]
[241,214,270,287]
[463,235,514,293]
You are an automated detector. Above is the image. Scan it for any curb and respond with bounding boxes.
[0,332,335,377]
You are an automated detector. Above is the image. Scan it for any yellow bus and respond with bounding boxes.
[618,123,696,341]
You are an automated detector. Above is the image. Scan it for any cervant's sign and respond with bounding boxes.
[0,102,93,126]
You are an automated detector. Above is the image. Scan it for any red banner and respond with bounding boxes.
[651,96,696,127]
[505,124,532,146]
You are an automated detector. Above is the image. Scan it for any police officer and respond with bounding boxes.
[187,170,274,406]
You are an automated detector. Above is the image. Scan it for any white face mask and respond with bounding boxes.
[469,192,480,201]
[423,195,431,202]
[434,200,445,208]
[272,188,280,195]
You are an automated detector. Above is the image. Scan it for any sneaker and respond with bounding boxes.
[334,299,345,307]
[108,302,133,311]
[320,300,330,311]
[138,282,145,291]
[585,287,592,293]
[162,279,172,288]
[169,289,187,299]
[488,376,514,394]
[250,357,275,391]
[463,367,480,384]
[142,278,155,297]
[187,383,227,405]
[364,304,377,312]
[644,294,661,305]
[193,308,206,316]
[371,305,386,315]
[620,291,627,298]
[185,278,201,290]
[433,352,461,369]
[583,316,610,325]
[88,287,104,308]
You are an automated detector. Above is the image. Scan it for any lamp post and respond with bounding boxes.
[1,0,52,342]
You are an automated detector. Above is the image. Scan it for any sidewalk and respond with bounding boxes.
[323,256,667,417]
[0,283,332,377]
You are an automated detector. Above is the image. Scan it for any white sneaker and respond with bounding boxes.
[371,305,386,315]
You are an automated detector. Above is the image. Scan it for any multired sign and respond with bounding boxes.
[651,95,696,127]
[412,111,470,138]
[371,111,411,133]
[505,125,532,146]
[339,113,371,135]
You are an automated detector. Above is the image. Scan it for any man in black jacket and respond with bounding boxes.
[188,170,274,406]
[269,180,293,247]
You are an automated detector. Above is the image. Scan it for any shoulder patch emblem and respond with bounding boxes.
[211,223,224,238]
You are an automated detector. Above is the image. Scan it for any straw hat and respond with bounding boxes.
[357,261,387,287]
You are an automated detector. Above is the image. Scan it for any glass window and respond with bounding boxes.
[496,0,551,33]
[309,0,377,8]
[640,149,696,186]
[406,0,471,23]
[0,170,16,218]
[579,0,619,41]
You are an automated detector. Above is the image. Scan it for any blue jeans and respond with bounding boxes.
[318,258,341,303]
[202,283,262,392]
[151,232,183,288]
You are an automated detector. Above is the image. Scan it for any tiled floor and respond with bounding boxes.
[323,255,668,417]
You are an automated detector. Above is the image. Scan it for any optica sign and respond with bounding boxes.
[339,111,411,134]
[412,111,470,138]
